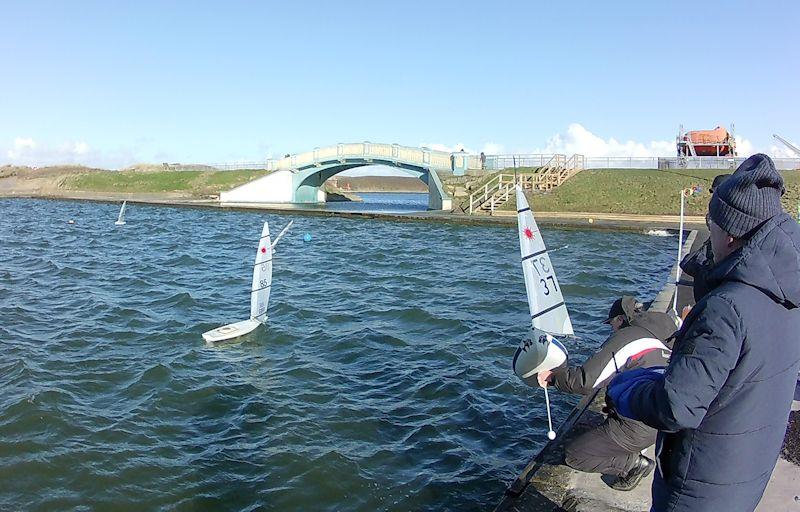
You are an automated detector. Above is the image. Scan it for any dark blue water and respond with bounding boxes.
[0,198,675,511]
[326,192,428,213]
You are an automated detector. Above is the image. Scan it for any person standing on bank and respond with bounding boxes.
[608,154,800,512]
[538,296,676,491]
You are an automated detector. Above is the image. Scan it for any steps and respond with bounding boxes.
[467,154,585,214]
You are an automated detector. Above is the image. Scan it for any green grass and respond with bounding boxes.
[501,169,800,216]
[65,169,271,196]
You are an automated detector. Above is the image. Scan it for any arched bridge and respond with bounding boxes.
[219,143,473,210]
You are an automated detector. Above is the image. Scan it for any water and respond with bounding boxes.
[308,192,428,214]
[0,198,675,511]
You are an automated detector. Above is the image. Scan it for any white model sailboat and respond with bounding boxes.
[115,201,127,226]
[511,185,574,439]
[202,221,279,343]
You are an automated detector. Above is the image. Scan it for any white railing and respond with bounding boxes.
[258,142,458,173]
[208,152,800,172]
[468,174,541,214]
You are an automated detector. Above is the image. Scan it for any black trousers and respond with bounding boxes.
[564,413,656,477]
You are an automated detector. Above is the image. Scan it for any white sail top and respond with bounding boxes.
[117,201,127,223]
[516,186,573,336]
[250,221,272,322]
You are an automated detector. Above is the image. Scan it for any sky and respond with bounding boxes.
[1,0,799,170]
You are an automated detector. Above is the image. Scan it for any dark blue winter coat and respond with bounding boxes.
[627,213,800,512]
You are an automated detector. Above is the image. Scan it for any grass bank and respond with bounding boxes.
[64,169,270,197]
[504,168,800,216]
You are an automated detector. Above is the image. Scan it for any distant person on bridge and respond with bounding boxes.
[537,296,676,491]
[480,152,486,170]
[608,154,800,512]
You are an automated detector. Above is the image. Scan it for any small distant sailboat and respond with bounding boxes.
[511,185,574,439]
[115,201,127,226]
[202,220,292,343]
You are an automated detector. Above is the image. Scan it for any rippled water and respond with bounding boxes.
[0,198,675,511]
[302,192,429,214]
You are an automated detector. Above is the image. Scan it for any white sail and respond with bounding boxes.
[516,186,573,335]
[251,221,272,322]
[115,201,127,225]
[512,185,571,384]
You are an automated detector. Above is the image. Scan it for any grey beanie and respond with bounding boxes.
[708,153,784,238]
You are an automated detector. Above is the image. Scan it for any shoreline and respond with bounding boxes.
[1,193,706,232]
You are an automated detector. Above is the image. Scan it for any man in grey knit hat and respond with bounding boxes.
[607,154,800,512]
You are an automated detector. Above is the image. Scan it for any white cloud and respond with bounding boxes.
[6,137,94,166]
[2,136,168,169]
[734,136,755,157]
[481,142,505,155]
[769,137,800,158]
[7,137,37,159]
[419,142,473,153]
[534,123,674,157]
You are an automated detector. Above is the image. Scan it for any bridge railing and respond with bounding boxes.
[207,149,800,173]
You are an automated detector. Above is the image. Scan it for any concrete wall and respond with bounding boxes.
[219,170,294,203]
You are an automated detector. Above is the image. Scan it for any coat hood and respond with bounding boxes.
[707,212,800,308]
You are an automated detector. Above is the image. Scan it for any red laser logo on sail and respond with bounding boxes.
[261,247,267,253]
[524,227,535,240]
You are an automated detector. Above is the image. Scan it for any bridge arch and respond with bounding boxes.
[220,142,467,210]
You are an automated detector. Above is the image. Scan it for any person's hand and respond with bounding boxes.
[537,369,553,388]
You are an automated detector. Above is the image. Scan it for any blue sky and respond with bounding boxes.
[1,1,798,168]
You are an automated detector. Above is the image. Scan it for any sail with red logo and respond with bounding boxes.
[202,221,273,343]
[512,185,573,387]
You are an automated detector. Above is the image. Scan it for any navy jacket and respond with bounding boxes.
[679,237,714,302]
[627,213,800,512]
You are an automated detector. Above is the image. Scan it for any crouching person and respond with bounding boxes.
[538,296,676,491]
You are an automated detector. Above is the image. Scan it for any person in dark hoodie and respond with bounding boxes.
[608,154,800,512]
[679,173,730,302]
[537,296,676,491]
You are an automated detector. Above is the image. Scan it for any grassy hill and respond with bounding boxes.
[503,169,800,216]
[63,169,271,197]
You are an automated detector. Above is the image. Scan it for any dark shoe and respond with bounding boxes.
[610,455,654,491]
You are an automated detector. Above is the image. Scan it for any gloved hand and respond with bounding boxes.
[607,367,665,419]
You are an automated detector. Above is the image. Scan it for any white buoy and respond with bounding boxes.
[67,220,75,224]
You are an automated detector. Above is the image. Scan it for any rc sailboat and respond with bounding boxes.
[202,220,288,343]
[511,185,574,438]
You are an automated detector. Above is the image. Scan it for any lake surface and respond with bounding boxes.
[308,192,429,214]
[0,198,675,511]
